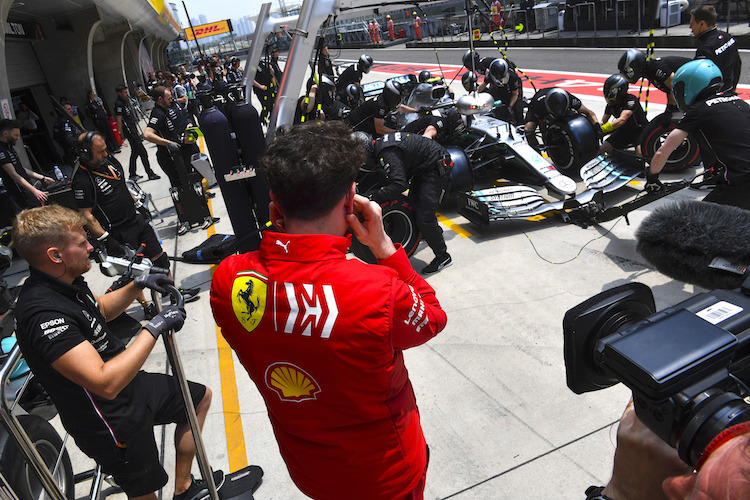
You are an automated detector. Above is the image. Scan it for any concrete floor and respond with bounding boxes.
[4,64,715,500]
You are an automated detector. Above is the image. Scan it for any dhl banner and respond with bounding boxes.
[185,20,233,41]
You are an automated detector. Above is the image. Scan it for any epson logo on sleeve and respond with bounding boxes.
[149,117,159,125]
[74,189,85,200]
[40,317,66,330]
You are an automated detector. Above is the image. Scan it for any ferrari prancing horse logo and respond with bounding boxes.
[231,271,268,333]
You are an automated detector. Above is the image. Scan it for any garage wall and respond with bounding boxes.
[6,40,45,90]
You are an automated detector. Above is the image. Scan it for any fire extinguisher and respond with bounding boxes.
[108,116,122,146]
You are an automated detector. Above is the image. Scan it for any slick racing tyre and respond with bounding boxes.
[443,146,473,204]
[543,115,599,172]
[640,114,700,172]
[1,414,74,499]
[350,195,421,264]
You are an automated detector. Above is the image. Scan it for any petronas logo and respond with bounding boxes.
[265,362,321,402]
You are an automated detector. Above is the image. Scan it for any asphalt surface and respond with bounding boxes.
[333,46,750,85]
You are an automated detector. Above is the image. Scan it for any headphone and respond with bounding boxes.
[77,131,97,163]
[54,253,60,259]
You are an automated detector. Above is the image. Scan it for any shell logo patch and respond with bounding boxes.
[231,271,268,333]
[265,362,321,402]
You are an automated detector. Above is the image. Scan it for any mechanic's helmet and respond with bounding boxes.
[618,49,647,84]
[488,58,511,86]
[445,107,465,135]
[672,59,723,111]
[462,71,478,92]
[418,70,432,84]
[345,83,363,107]
[383,79,403,110]
[319,74,336,105]
[603,74,629,105]
[352,131,374,156]
[462,49,481,70]
[358,54,374,74]
[544,88,571,119]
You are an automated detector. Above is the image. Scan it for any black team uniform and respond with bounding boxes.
[368,133,453,270]
[485,70,524,124]
[72,155,162,260]
[146,102,200,189]
[644,57,692,97]
[525,88,583,123]
[85,98,120,153]
[602,93,648,149]
[676,93,750,209]
[346,96,389,137]
[15,270,206,497]
[114,95,158,180]
[335,65,363,100]
[695,27,742,93]
[0,140,36,210]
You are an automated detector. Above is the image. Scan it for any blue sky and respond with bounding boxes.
[179,0,274,24]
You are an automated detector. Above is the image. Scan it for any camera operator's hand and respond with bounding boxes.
[601,399,691,500]
[166,141,181,154]
[143,305,186,339]
[134,272,174,295]
[346,194,397,261]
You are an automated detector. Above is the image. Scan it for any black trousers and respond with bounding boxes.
[409,170,450,257]
[125,131,154,177]
[95,117,119,152]
[155,143,201,189]
[703,183,750,211]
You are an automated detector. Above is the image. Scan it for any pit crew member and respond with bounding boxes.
[114,84,159,181]
[0,119,53,210]
[364,131,453,274]
[598,74,648,155]
[523,87,598,149]
[645,59,750,210]
[618,49,691,111]
[13,204,220,500]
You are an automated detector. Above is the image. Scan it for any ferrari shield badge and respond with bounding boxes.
[231,271,268,333]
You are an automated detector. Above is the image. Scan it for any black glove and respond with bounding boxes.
[134,272,174,295]
[594,123,605,139]
[143,305,186,339]
[417,105,431,114]
[166,141,181,153]
[644,170,663,193]
[98,232,127,257]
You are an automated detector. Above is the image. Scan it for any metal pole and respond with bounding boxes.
[182,1,205,62]
[0,347,66,500]
[154,287,219,500]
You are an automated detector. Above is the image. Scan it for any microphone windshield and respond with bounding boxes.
[636,200,750,290]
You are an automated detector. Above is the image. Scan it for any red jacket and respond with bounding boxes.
[210,232,447,499]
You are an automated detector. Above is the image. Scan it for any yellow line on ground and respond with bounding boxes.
[437,212,472,238]
[199,135,249,470]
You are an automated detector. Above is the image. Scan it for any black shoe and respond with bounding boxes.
[173,470,225,500]
[178,287,201,303]
[177,222,190,236]
[112,148,122,154]
[422,254,452,275]
[147,173,161,180]
[130,174,143,181]
[205,191,216,199]
[142,302,158,320]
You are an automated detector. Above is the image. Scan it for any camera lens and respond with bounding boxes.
[678,390,750,466]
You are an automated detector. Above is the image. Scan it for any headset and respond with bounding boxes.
[77,131,97,163]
